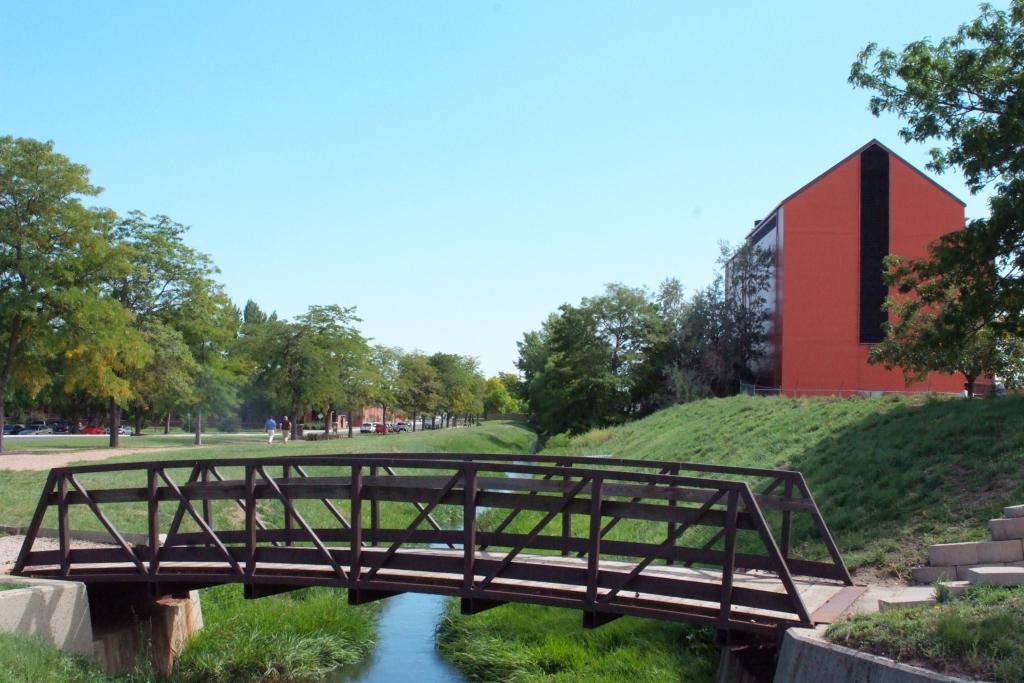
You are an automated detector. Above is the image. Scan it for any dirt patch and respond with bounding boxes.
[0,446,200,472]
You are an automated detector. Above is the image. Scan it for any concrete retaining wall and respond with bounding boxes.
[0,575,93,656]
[774,628,984,683]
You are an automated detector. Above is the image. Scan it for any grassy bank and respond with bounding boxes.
[826,586,1024,682]
[542,393,1024,572]
[440,394,1024,682]
[0,632,121,683]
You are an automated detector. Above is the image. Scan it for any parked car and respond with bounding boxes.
[2,423,25,435]
[385,423,396,433]
[374,422,388,434]
[360,422,373,434]
[394,422,411,432]
[80,426,106,435]
[19,423,53,435]
[48,420,71,434]
[117,425,133,436]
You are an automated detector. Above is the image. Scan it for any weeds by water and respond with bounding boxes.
[436,600,716,682]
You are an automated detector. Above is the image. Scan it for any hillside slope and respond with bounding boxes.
[543,394,1024,573]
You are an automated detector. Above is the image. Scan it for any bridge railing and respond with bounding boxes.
[14,454,851,636]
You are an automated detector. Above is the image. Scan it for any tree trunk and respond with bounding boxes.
[135,412,143,436]
[382,405,387,425]
[347,411,353,438]
[0,399,5,455]
[109,398,120,448]
[412,411,417,432]
[965,375,977,398]
[164,412,171,435]
[194,410,202,446]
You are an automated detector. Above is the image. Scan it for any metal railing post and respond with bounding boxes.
[369,465,380,547]
[245,465,256,579]
[350,465,363,588]
[586,477,603,605]
[58,474,69,576]
[464,465,477,590]
[561,462,572,556]
[719,489,739,630]
[147,468,160,576]
[283,463,293,547]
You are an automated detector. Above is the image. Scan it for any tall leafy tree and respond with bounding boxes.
[103,211,220,445]
[396,352,442,430]
[0,136,132,453]
[850,1,1024,338]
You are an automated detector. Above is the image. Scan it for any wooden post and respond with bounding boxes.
[245,466,256,579]
[282,464,293,546]
[719,490,739,630]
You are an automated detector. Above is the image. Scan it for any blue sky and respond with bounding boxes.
[1,1,997,375]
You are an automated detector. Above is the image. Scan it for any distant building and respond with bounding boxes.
[735,140,965,396]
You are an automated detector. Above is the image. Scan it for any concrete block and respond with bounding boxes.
[774,627,976,683]
[957,564,1001,580]
[0,575,93,656]
[976,539,1024,563]
[1004,504,1024,519]
[991,516,1024,540]
[935,581,971,599]
[966,566,1024,586]
[878,597,936,612]
[911,565,956,584]
[927,542,979,566]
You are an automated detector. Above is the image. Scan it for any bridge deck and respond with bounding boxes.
[19,547,865,633]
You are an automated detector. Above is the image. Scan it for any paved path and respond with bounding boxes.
[0,446,197,472]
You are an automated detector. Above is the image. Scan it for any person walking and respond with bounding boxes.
[265,415,277,444]
[280,415,292,444]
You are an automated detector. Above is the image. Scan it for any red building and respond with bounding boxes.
[739,140,965,396]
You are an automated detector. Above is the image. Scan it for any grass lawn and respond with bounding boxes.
[0,420,537,533]
[826,586,1024,682]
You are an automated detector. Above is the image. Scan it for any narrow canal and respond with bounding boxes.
[330,592,464,682]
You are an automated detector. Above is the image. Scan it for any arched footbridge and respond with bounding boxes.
[13,453,865,638]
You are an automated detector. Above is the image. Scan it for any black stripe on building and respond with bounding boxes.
[859,144,889,343]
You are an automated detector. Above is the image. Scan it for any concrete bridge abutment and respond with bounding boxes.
[87,584,203,675]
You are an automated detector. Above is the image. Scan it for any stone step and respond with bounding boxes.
[965,566,1024,586]
[910,565,956,584]
[935,580,971,599]
[1005,505,1024,519]
[990,516,1024,541]
[927,539,1024,565]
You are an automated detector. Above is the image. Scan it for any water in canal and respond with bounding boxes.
[328,589,465,682]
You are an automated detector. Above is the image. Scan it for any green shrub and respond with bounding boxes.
[216,415,241,433]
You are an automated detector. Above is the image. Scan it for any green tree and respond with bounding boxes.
[849,1,1024,335]
[396,353,442,430]
[0,136,133,453]
[103,211,220,444]
[368,346,402,424]
[244,305,367,440]
[483,376,518,417]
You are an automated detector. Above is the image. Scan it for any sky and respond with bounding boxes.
[0,1,1000,376]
